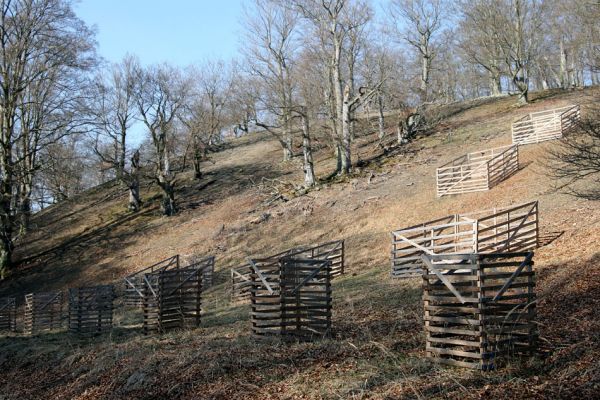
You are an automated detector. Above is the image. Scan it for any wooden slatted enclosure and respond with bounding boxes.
[391,201,539,278]
[24,292,63,335]
[422,252,537,370]
[0,297,16,332]
[183,255,215,288]
[436,145,519,197]
[142,265,202,334]
[512,104,581,145]
[68,285,114,335]
[232,240,344,301]
[251,257,332,340]
[124,255,179,306]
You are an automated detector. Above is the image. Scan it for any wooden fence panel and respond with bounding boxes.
[68,285,114,335]
[512,104,580,145]
[422,252,537,370]
[24,292,63,335]
[0,297,16,332]
[391,201,539,279]
[124,255,179,307]
[233,240,343,301]
[436,145,518,197]
[183,255,215,288]
[143,266,202,334]
[251,258,332,340]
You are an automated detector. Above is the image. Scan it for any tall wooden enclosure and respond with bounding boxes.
[391,201,539,278]
[0,297,16,332]
[436,145,519,197]
[24,292,63,335]
[512,104,580,145]
[142,265,203,334]
[422,252,537,370]
[124,255,180,306]
[251,257,332,340]
[232,240,344,301]
[183,255,215,287]
[68,285,114,335]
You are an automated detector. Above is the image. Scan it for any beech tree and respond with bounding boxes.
[92,55,143,211]
[0,0,95,278]
[134,64,189,216]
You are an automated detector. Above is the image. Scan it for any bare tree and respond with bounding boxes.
[389,0,446,103]
[243,0,299,161]
[182,60,232,180]
[92,55,143,211]
[134,64,189,216]
[0,0,96,278]
[547,106,600,200]
[458,0,506,96]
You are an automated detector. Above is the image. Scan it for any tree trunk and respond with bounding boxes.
[489,72,502,96]
[340,85,352,175]
[377,94,385,140]
[158,177,176,216]
[560,38,568,89]
[128,150,142,211]
[300,111,315,187]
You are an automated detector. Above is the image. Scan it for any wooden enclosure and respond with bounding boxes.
[422,252,537,370]
[232,240,344,301]
[436,145,519,197]
[183,255,215,288]
[512,104,581,145]
[0,297,16,332]
[142,265,202,334]
[24,292,63,335]
[124,255,180,306]
[68,285,114,335]
[251,257,332,340]
[391,201,539,278]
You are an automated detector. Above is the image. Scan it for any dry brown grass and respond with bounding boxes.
[0,88,599,399]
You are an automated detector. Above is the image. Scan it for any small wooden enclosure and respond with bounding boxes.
[124,255,180,306]
[436,145,519,197]
[512,104,580,145]
[142,265,203,334]
[183,255,215,287]
[0,297,16,332]
[422,252,537,370]
[24,291,63,335]
[232,240,344,301]
[68,285,114,335]
[251,257,332,340]
[391,201,539,278]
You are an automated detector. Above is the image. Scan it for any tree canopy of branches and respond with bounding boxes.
[0,0,96,278]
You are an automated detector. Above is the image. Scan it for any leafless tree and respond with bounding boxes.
[0,0,96,277]
[134,64,189,216]
[243,0,299,161]
[91,55,143,211]
[181,60,232,180]
[389,0,447,103]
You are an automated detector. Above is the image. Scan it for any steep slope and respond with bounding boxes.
[0,88,599,399]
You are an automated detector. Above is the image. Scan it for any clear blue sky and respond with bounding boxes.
[75,0,246,66]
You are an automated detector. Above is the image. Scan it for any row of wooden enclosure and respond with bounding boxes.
[436,104,580,197]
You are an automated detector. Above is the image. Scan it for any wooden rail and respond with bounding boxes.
[0,297,16,332]
[512,104,580,145]
[251,258,332,340]
[391,201,538,278]
[422,252,537,370]
[231,240,344,302]
[183,255,215,288]
[436,145,519,197]
[68,285,114,335]
[24,292,63,335]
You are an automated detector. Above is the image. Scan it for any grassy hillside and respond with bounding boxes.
[1,88,599,399]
